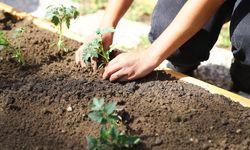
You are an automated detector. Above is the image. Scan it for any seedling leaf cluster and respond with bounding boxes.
[81,28,115,67]
[0,27,26,65]
[45,5,79,51]
[87,98,140,150]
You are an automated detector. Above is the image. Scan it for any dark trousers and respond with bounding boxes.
[149,0,250,93]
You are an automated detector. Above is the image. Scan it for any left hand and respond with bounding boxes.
[102,50,158,82]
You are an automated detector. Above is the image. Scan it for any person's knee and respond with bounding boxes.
[148,8,171,43]
[231,31,250,64]
[230,60,250,93]
[230,11,250,93]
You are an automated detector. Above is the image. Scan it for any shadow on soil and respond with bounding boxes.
[136,70,176,84]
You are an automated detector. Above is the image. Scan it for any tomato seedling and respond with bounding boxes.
[0,27,26,65]
[81,28,115,68]
[86,98,140,150]
[45,5,79,52]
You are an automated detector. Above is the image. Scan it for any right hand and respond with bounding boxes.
[75,31,114,69]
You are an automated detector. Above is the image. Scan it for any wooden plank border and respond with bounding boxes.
[0,2,249,106]
[164,68,250,107]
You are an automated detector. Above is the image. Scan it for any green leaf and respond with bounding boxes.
[110,125,119,140]
[51,16,60,26]
[86,136,98,150]
[81,41,99,65]
[118,134,140,148]
[0,31,9,46]
[0,38,9,47]
[109,115,120,122]
[99,125,109,142]
[88,111,103,123]
[91,98,104,111]
[104,50,111,61]
[12,27,26,38]
[74,9,79,19]
[45,5,79,28]
[65,17,71,29]
[104,101,117,115]
[95,28,115,36]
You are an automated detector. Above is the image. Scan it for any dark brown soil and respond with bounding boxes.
[1,12,250,150]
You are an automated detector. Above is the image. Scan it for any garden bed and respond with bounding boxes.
[0,7,250,150]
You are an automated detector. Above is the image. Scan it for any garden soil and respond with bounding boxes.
[0,11,250,150]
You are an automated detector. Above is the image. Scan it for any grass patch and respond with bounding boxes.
[216,22,231,49]
[73,0,156,23]
[73,0,108,14]
[125,0,156,23]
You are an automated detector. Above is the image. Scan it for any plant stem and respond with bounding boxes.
[58,22,63,49]
[100,41,109,64]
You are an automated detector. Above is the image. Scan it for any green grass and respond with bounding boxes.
[72,0,107,14]
[125,0,156,23]
[73,0,156,22]
[216,22,231,49]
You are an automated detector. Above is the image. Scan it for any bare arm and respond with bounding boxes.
[149,0,225,66]
[103,0,226,81]
[100,0,134,28]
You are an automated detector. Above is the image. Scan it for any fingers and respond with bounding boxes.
[75,46,86,68]
[108,68,136,82]
[91,57,97,72]
[109,68,126,82]
[116,75,130,82]
[80,59,86,68]
[75,49,80,64]
[106,56,119,67]
[103,61,135,82]
[102,63,121,80]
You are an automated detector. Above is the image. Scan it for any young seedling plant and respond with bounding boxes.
[45,5,79,52]
[87,98,140,150]
[0,27,26,65]
[81,28,115,68]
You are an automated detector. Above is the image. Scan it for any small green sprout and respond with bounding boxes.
[81,28,115,68]
[12,27,26,39]
[86,98,140,150]
[0,31,9,47]
[0,28,26,65]
[45,5,79,51]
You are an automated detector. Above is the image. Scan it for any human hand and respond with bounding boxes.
[102,50,158,82]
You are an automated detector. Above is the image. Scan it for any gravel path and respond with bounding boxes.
[1,0,249,98]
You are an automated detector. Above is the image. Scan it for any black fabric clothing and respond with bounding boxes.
[148,0,250,93]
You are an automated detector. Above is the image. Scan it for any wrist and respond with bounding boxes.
[100,23,115,29]
[146,47,165,69]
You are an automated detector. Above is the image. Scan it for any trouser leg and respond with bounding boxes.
[230,0,250,93]
[149,0,235,73]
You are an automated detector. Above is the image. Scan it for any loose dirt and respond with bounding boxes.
[0,12,250,150]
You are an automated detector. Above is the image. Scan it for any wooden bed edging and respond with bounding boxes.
[164,68,250,107]
[1,2,249,107]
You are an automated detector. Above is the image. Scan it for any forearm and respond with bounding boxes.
[149,0,225,67]
[100,0,134,28]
